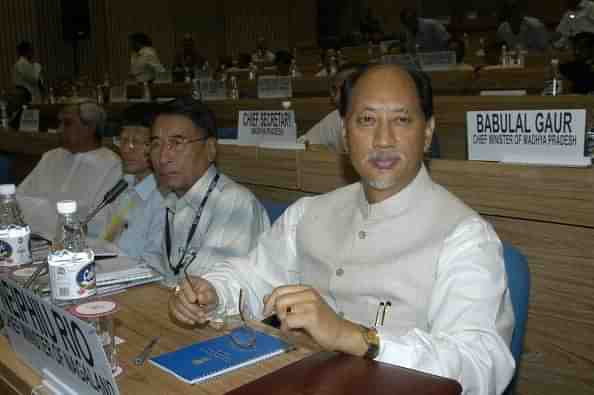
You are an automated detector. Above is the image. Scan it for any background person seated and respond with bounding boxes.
[560,32,594,93]
[496,3,550,52]
[17,100,122,238]
[251,37,275,64]
[129,32,166,83]
[13,41,43,103]
[399,7,450,53]
[100,103,165,260]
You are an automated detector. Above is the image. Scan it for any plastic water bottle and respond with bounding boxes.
[48,200,96,305]
[48,87,56,104]
[0,184,32,268]
[0,100,8,129]
[229,76,239,100]
[500,45,508,66]
[289,59,300,78]
[543,59,563,96]
[142,81,152,102]
[248,62,258,80]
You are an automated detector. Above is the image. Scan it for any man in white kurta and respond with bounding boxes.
[555,0,594,48]
[149,98,270,285]
[13,41,42,102]
[171,65,515,394]
[17,101,122,238]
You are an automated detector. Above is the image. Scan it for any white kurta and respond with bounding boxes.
[151,165,270,285]
[496,17,550,51]
[297,109,344,152]
[17,147,122,238]
[204,166,515,395]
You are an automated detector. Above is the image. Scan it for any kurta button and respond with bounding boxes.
[336,268,344,276]
[358,230,366,239]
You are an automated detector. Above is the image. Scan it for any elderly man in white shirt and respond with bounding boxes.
[13,41,43,102]
[17,100,122,238]
[149,98,270,285]
[171,65,515,395]
[298,63,361,152]
[99,103,164,260]
[555,0,594,47]
[129,32,166,83]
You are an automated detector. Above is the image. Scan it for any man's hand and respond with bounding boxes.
[263,285,367,355]
[169,276,218,326]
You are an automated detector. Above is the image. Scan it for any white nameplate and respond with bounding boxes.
[154,70,173,84]
[467,109,590,166]
[19,109,40,132]
[109,86,127,103]
[257,76,293,99]
[199,78,227,101]
[237,110,297,146]
[0,278,120,395]
[419,51,457,71]
[380,54,418,69]
[380,40,398,54]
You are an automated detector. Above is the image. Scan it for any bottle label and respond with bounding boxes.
[48,250,96,301]
[0,226,32,267]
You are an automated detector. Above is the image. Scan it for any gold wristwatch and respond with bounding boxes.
[360,325,380,359]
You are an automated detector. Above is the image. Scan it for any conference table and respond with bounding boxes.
[0,283,462,395]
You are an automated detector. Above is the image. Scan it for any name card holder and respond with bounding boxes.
[19,108,40,132]
[380,54,418,69]
[257,76,293,99]
[110,86,127,103]
[0,278,120,395]
[467,109,590,166]
[199,78,227,101]
[238,110,297,146]
[418,51,457,71]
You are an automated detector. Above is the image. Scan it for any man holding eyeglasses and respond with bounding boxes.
[17,99,122,238]
[148,98,270,286]
[170,65,515,394]
[98,103,165,259]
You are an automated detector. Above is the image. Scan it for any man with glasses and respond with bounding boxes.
[17,99,122,237]
[99,103,165,259]
[170,65,514,394]
[148,98,269,285]
[298,63,362,152]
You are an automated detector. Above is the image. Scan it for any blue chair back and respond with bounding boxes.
[502,242,530,394]
[261,199,290,224]
[0,154,15,185]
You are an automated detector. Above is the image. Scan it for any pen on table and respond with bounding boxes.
[134,336,160,366]
[374,302,384,328]
[381,301,391,326]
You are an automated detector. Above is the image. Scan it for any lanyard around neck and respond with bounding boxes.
[165,172,220,275]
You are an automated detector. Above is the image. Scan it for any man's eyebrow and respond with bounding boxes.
[359,105,410,113]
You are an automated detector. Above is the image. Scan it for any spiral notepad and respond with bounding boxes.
[149,330,289,384]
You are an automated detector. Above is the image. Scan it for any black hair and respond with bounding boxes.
[121,103,162,129]
[129,32,152,49]
[275,50,293,66]
[155,97,217,139]
[339,64,434,121]
[17,41,32,57]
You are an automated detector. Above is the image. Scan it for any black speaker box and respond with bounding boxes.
[61,0,91,41]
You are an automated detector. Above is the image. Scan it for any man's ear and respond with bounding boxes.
[423,117,435,153]
[206,137,217,163]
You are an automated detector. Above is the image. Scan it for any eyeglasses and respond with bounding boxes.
[228,289,257,349]
[149,135,208,153]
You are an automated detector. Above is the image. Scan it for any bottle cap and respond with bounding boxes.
[0,184,16,195]
[56,200,77,214]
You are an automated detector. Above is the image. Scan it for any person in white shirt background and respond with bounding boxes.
[170,64,515,395]
[13,41,43,103]
[129,32,166,83]
[554,0,594,48]
[17,100,122,238]
[148,97,270,285]
[298,63,362,152]
[496,3,550,52]
[399,7,450,53]
[100,103,165,260]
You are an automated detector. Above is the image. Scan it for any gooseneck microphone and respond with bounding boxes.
[81,179,129,226]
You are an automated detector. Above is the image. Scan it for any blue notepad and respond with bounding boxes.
[149,329,289,384]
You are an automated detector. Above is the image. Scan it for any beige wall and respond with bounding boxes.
[0,0,317,90]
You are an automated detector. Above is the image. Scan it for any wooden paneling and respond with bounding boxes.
[0,0,316,91]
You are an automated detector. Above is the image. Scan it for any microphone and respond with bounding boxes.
[82,179,129,226]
